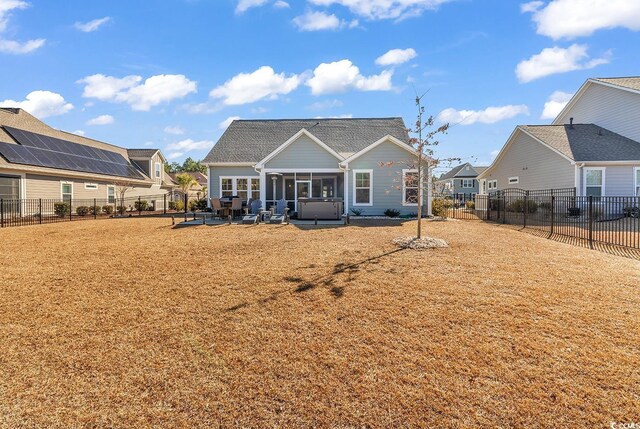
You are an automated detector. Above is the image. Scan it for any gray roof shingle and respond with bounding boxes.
[521,124,640,162]
[203,117,410,163]
[437,163,487,180]
[594,77,640,92]
[127,149,159,158]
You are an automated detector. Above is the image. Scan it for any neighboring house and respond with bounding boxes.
[0,108,174,205]
[203,118,429,216]
[435,163,487,195]
[479,77,640,197]
[168,171,208,198]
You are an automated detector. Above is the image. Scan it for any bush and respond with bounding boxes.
[432,198,453,217]
[54,202,70,218]
[117,205,127,216]
[188,199,207,212]
[102,205,114,215]
[384,208,400,218]
[465,201,475,210]
[169,200,185,211]
[76,206,90,216]
[350,208,363,216]
[538,201,552,210]
[89,205,101,215]
[134,200,149,211]
[506,199,538,214]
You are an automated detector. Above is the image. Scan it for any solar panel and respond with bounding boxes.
[0,127,145,180]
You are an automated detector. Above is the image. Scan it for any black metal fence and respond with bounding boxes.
[0,193,203,228]
[462,188,640,251]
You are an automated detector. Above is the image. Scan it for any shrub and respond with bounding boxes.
[188,199,207,212]
[538,201,552,210]
[171,200,185,211]
[76,206,90,216]
[89,205,101,215]
[506,199,538,214]
[102,205,114,215]
[350,208,363,216]
[54,202,70,218]
[384,208,400,218]
[465,201,475,210]
[432,198,453,217]
[117,205,127,216]
[134,200,149,211]
[623,206,639,218]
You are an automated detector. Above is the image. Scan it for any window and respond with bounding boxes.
[0,175,20,200]
[155,162,161,178]
[584,168,604,198]
[480,180,486,194]
[403,169,419,206]
[353,170,372,206]
[635,167,640,196]
[508,177,519,185]
[219,177,260,202]
[107,186,116,204]
[85,183,98,190]
[487,180,497,190]
[462,179,473,188]
[61,182,72,203]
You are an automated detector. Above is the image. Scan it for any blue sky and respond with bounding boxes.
[1,0,639,174]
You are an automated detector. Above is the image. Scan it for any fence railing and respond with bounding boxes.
[0,193,204,228]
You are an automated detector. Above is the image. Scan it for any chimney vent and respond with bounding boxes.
[569,117,574,129]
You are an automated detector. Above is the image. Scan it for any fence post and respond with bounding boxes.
[163,194,167,215]
[138,196,142,216]
[523,192,528,228]
[1,198,3,228]
[550,195,555,236]
[502,193,506,224]
[184,193,188,214]
[39,199,42,224]
[69,200,72,221]
[94,198,97,220]
[588,195,594,248]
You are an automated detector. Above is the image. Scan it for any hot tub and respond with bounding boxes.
[297,198,343,220]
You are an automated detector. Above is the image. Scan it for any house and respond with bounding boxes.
[203,118,429,217]
[478,77,640,197]
[0,108,174,205]
[434,163,487,195]
[168,171,208,198]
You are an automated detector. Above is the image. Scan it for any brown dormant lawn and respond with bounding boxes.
[1,218,639,427]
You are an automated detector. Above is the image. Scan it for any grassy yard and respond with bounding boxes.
[1,218,639,427]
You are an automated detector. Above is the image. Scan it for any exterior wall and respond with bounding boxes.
[208,166,259,199]
[576,165,640,196]
[556,83,640,142]
[482,131,575,192]
[266,135,341,169]
[347,140,421,216]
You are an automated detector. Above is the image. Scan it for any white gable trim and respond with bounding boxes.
[478,127,574,179]
[340,135,418,166]
[255,128,344,169]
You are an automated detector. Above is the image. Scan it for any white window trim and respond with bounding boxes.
[461,179,473,188]
[219,176,261,202]
[155,162,161,179]
[487,180,497,190]
[402,168,420,206]
[583,167,606,197]
[60,181,73,200]
[84,183,98,190]
[508,176,519,185]
[352,169,373,206]
[634,167,640,196]
[107,185,116,203]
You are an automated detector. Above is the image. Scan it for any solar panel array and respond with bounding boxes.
[0,126,145,179]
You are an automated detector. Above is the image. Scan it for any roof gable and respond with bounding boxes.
[257,129,343,168]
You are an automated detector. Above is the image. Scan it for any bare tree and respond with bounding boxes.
[113,180,134,216]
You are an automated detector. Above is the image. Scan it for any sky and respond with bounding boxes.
[1,0,639,175]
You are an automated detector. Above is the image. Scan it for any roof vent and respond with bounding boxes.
[569,117,574,129]
[598,128,603,136]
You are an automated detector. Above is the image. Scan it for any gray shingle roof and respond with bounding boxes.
[521,124,640,162]
[203,117,410,163]
[127,149,159,158]
[594,77,640,92]
[437,163,487,180]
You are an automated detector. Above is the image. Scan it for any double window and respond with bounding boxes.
[487,180,497,190]
[462,179,473,188]
[403,169,419,206]
[584,168,604,198]
[220,177,260,202]
[353,170,372,206]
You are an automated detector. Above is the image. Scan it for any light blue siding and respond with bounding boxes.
[266,135,341,169]
[208,166,258,198]
[348,140,420,216]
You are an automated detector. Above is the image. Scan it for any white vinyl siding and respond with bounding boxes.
[266,135,340,169]
[353,170,372,206]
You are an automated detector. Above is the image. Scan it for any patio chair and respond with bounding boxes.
[210,198,229,219]
[242,199,262,224]
[269,198,290,224]
[230,197,243,219]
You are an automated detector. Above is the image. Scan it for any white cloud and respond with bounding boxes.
[166,151,184,160]
[515,44,610,83]
[0,0,45,54]
[236,0,268,13]
[1,90,73,118]
[292,11,358,31]
[165,139,214,157]
[439,104,530,125]
[375,48,417,66]
[87,114,114,126]
[72,130,85,136]
[274,0,290,8]
[181,102,221,114]
[78,73,197,111]
[164,125,185,135]
[210,66,301,105]
[520,1,543,13]
[307,0,453,20]
[523,0,640,40]
[541,90,573,119]
[306,59,393,95]
[74,16,110,32]
[219,116,240,130]
[314,114,353,119]
[307,99,344,110]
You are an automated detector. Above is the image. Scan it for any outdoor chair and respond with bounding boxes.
[230,197,243,218]
[242,199,263,224]
[269,198,290,224]
[210,198,229,219]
